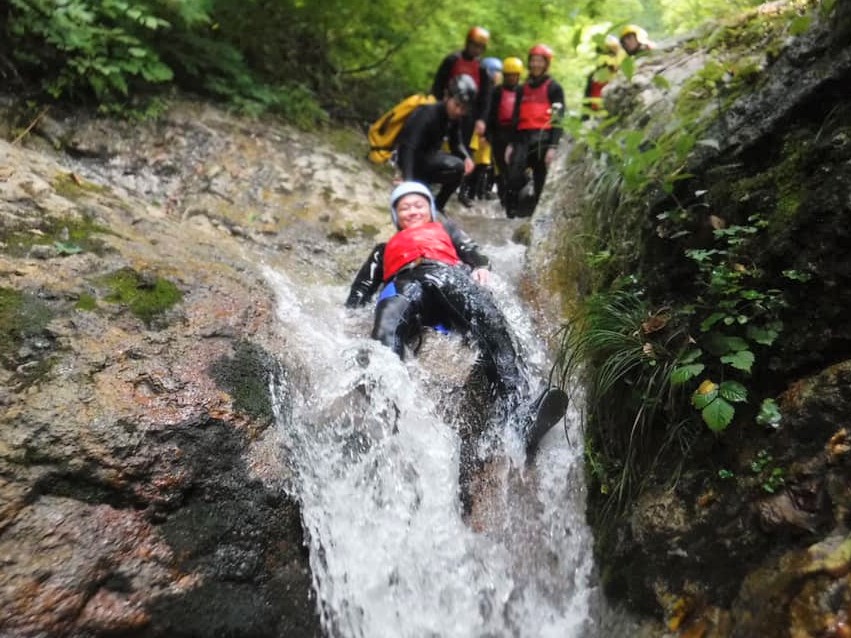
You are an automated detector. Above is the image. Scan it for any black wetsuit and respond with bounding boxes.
[486,83,521,203]
[505,74,565,217]
[345,218,526,401]
[395,102,471,212]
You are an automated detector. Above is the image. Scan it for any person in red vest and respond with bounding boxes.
[487,56,524,207]
[583,34,623,115]
[431,26,493,207]
[345,181,569,458]
[504,44,565,218]
[345,181,527,402]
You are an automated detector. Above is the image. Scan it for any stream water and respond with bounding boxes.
[265,201,601,638]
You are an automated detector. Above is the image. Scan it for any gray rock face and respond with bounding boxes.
[0,104,391,637]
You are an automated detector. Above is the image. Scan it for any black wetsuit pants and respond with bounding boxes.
[489,128,512,204]
[505,131,550,217]
[408,151,465,213]
[372,263,526,401]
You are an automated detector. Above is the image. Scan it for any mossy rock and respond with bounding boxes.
[98,268,183,327]
[52,171,107,199]
[0,213,113,258]
[0,287,57,387]
[209,341,277,423]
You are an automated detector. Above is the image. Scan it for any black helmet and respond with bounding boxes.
[447,74,477,107]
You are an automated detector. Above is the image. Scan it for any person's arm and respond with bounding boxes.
[430,54,456,98]
[508,85,524,145]
[475,66,492,132]
[547,81,566,147]
[396,107,432,180]
[441,218,489,270]
[486,86,502,139]
[448,119,472,162]
[345,244,386,308]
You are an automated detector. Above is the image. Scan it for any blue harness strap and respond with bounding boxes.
[377,281,450,335]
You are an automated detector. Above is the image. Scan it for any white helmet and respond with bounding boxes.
[390,181,437,228]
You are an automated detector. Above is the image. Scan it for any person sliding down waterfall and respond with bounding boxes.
[345,181,567,457]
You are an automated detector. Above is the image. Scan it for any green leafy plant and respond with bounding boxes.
[750,449,785,493]
[556,289,694,510]
[666,214,786,431]
[8,0,175,105]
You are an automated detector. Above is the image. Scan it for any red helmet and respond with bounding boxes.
[528,43,554,62]
[466,26,490,46]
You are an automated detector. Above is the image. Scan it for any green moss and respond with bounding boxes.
[99,268,182,327]
[52,171,107,199]
[209,340,275,422]
[0,213,113,258]
[0,287,56,386]
[75,293,97,311]
[675,60,728,122]
[0,287,25,361]
[323,126,367,158]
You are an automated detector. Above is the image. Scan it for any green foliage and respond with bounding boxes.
[99,267,182,327]
[756,398,782,428]
[669,214,787,431]
[7,0,175,106]
[750,449,784,493]
[556,289,694,508]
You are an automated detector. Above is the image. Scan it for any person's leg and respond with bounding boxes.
[371,277,425,357]
[491,131,509,206]
[530,140,549,202]
[422,266,527,401]
[504,136,531,218]
[454,117,477,206]
[415,152,465,213]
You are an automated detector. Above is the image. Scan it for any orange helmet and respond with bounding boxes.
[466,26,490,46]
[528,43,553,62]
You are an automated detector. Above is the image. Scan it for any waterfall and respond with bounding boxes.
[264,220,598,637]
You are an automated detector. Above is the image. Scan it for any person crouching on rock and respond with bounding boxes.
[394,75,477,214]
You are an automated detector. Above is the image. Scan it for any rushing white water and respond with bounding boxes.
[265,215,598,637]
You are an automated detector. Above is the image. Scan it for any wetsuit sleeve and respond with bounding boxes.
[345,244,386,308]
[486,86,502,139]
[441,218,490,270]
[431,54,457,98]
[396,107,432,180]
[547,81,566,148]
[476,66,492,123]
[448,120,471,161]
[509,85,524,144]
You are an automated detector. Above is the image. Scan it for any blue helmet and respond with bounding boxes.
[482,57,503,77]
[390,181,437,228]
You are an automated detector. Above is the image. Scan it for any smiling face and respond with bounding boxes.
[528,54,548,77]
[395,193,433,229]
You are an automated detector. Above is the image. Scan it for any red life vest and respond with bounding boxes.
[517,78,553,131]
[497,87,518,126]
[449,54,481,88]
[383,222,462,281]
